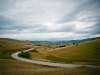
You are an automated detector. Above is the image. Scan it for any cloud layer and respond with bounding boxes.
[0,0,100,41]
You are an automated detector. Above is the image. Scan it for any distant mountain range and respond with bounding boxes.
[1,37,99,44]
[55,37,100,43]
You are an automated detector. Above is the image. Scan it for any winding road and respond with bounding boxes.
[11,48,100,68]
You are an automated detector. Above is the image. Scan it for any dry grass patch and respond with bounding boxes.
[0,59,100,75]
[30,39,100,66]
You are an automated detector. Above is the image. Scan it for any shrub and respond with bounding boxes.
[18,51,30,58]
[59,45,66,48]
[48,45,51,48]
[35,44,41,46]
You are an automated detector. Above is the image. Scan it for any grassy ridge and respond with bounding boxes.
[0,38,33,59]
[46,39,100,65]
[29,38,100,66]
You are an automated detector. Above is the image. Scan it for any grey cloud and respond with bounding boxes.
[0,0,100,40]
[75,22,100,35]
[0,23,47,34]
[56,24,75,32]
[0,15,18,31]
[79,16,100,22]
[28,24,75,33]
[0,0,12,11]
[57,0,100,23]
[86,22,100,35]
[0,15,14,26]
[38,24,75,33]
[0,15,47,33]
[0,30,20,34]
[30,25,49,33]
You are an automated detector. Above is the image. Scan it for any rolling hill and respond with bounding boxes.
[0,38,34,59]
[0,38,100,75]
[29,38,100,66]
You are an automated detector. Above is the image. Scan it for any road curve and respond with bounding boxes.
[11,48,100,68]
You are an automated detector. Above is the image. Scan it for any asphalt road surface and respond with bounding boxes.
[11,48,99,68]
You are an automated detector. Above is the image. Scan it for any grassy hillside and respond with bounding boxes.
[0,38,34,59]
[0,38,100,75]
[30,38,100,66]
[46,38,100,65]
[0,38,70,59]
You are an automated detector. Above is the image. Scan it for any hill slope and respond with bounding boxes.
[29,38,100,66]
[0,38,33,59]
[0,38,100,75]
[46,38,100,65]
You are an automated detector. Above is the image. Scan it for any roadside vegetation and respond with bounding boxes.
[18,51,30,58]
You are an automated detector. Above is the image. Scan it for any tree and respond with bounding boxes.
[18,51,30,58]
[59,45,66,48]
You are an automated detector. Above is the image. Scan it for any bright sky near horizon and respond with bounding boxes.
[0,0,100,41]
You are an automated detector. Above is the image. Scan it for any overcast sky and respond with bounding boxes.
[0,0,100,41]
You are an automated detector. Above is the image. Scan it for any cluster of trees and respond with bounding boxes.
[35,44,41,46]
[73,43,78,46]
[59,45,66,48]
[18,51,30,58]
